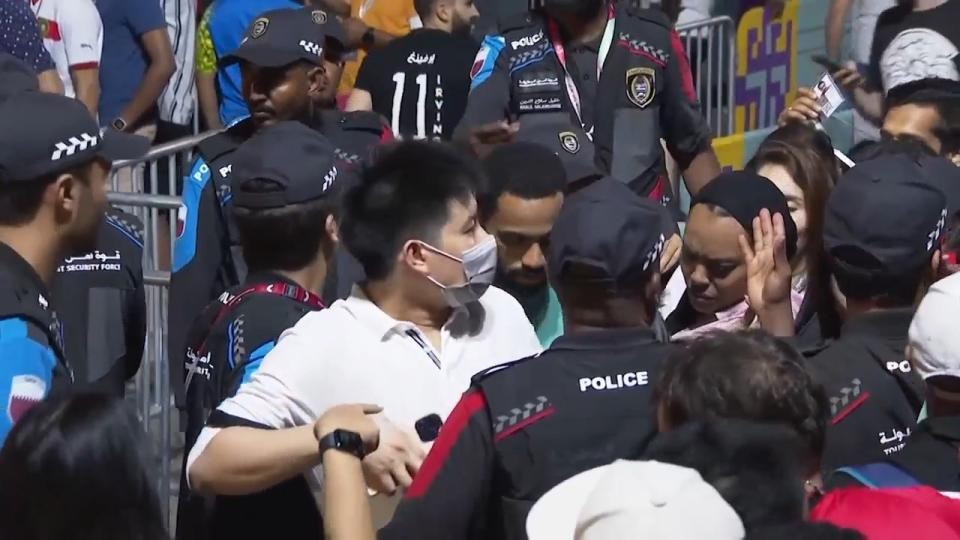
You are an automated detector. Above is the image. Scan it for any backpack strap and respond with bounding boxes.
[833,462,921,489]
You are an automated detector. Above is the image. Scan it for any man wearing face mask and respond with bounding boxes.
[456,0,719,207]
[186,141,540,529]
[377,177,672,540]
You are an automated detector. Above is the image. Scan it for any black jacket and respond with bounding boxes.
[51,209,145,396]
[457,2,712,200]
[169,111,387,407]
[806,309,925,471]
[380,327,673,540]
[176,273,325,540]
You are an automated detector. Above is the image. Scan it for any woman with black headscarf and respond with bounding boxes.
[666,171,799,340]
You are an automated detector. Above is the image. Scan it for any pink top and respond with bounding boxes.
[670,286,806,342]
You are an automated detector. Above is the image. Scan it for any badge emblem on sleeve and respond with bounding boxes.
[251,17,270,38]
[559,131,580,154]
[626,67,656,108]
[311,10,328,24]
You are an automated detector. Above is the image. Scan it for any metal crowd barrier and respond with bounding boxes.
[677,16,736,137]
[108,129,215,528]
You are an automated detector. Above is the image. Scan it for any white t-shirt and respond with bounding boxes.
[187,286,541,521]
[29,0,102,100]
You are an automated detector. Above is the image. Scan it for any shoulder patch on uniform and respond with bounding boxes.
[470,35,506,90]
[492,395,555,440]
[104,211,145,249]
[625,6,672,28]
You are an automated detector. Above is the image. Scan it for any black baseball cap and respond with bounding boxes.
[917,156,960,215]
[0,92,149,183]
[548,177,665,287]
[0,53,39,101]
[231,121,346,209]
[221,7,347,68]
[825,155,948,278]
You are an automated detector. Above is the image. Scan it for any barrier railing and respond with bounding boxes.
[109,130,215,528]
[677,16,736,137]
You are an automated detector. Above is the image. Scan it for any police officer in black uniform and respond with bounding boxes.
[378,177,673,540]
[176,121,347,540]
[170,7,389,408]
[807,155,947,473]
[457,0,720,207]
[51,209,146,396]
[0,83,148,444]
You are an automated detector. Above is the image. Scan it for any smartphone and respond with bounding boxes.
[810,54,845,73]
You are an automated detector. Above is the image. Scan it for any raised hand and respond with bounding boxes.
[739,209,792,315]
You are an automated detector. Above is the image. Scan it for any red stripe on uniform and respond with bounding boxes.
[831,392,871,425]
[494,407,556,442]
[405,391,487,499]
[669,30,697,103]
[69,62,99,70]
[38,18,61,41]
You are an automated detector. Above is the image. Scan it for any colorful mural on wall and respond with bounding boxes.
[733,1,799,133]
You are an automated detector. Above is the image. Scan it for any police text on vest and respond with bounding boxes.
[579,371,649,392]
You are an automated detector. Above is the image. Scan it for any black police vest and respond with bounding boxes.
[499,6,674,198]
[52,209,145,396]
[177,282,323,540]
[472,337,671,540]
[0,284,72,392]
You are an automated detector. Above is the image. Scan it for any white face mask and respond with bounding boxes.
[419,236,498,307]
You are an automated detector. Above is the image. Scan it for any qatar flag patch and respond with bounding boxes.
[7,375,46,424]
[470,36,505,90]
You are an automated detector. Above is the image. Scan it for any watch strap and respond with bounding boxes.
[318,429,365,460]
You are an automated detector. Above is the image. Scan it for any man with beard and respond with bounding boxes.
[0,90,148,444]
[457,0,719,207]
[479,142,566,346]
[345,0,480,140]
[170,7,391,409]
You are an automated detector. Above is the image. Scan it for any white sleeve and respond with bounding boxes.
[60,0,103,68]
[214,327,322,429]
[186,324,327,486]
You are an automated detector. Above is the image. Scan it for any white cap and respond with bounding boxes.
[526,460,745,540]
[909,273,960,381]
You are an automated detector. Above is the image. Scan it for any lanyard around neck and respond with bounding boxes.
[544,2,617,141]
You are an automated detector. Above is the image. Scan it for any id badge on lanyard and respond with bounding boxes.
[545,3,617,142]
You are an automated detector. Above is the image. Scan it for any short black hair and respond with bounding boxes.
[0,163,92,227]
[747,523,865,540]
[414,0,440,21]
[643,420,807,532]
[478,142,567,222]
[886,78,960,155]
[655,330,828,469]
[233,178,341,273]
[340,141,480,281]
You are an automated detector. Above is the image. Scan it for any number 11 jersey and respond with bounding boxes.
[354,28,477,141]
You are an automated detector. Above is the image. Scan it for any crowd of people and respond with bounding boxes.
[2,0,960,538]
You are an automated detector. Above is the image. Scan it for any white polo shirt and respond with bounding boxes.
[187,285,541,502]
[30,0,102,100]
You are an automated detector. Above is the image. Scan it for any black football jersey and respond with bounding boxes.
[355,28,477,141]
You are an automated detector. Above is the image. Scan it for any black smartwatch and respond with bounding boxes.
[318,429,366,460]
[361,27,375,47]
